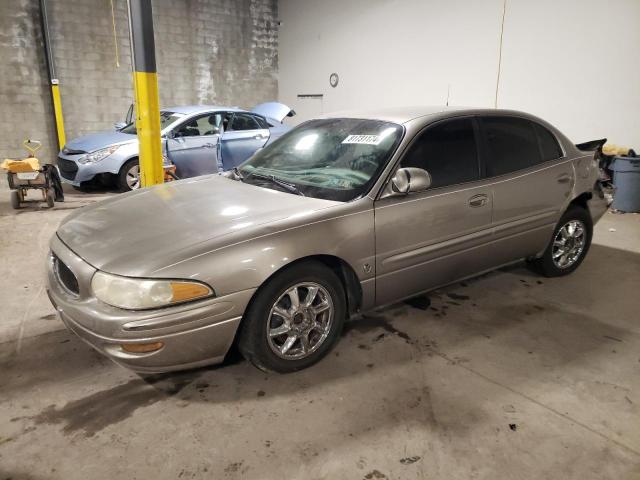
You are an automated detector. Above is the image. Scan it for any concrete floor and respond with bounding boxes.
[1,182,639,480]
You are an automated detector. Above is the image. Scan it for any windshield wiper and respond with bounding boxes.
[250,173,305,196]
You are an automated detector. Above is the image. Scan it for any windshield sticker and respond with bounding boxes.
[342,134,382,145]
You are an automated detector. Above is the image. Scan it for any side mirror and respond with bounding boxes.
[114,122,127,131]
[388,167,431,196]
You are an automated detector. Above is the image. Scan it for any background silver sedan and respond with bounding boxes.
[46,106,606,373]
[57,102,294,191]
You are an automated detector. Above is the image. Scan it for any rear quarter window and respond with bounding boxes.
[534,123,563,161]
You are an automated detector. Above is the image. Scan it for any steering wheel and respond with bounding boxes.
[351,155,379,174]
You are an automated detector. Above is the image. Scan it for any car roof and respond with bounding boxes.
[162,105,246,115]
[321,106,542,125]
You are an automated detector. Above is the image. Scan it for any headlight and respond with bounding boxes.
[79,145,122,164]
[91,271,213,310]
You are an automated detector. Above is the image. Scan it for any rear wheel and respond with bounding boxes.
[118,158,140,192]
[238,261,346,373]
[10,190,20,209]
[529,205,592,277]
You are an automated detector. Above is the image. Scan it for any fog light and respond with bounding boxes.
[121,342,164,353]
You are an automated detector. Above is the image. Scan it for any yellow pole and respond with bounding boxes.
[40,0,66,150]
[50,82,66,148]
[128,0,163,187]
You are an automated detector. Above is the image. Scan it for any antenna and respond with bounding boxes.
[446,84,451,106]
[494,0,507,108]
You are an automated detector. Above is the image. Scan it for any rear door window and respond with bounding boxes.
[229,113,261,131]
[482,116,541,177]
[400,118,480,189]
[253,115,270,129]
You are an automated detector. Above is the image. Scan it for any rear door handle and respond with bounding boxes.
[203,143,215,148]
[557,173,572,184]
[253,133,268,140]
[468,194,488,208]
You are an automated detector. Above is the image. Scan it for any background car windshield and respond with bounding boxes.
[239,118,403,201]
[120,111,184,134]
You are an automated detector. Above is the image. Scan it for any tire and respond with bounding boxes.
[46,188,55,208]
[238,261,346,373]
[118,158,140,192]
[10,190,20,209]
[529,205,593,277]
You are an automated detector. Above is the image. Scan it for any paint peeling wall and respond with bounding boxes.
[0,0,278,163]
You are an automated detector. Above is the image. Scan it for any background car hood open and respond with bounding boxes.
[56,175,339,277]
[64,131,136,153]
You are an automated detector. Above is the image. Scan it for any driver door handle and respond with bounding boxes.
[253,133,268,139]
[203,143,215,148]
[556,173,572,184]
[468,194,488,208]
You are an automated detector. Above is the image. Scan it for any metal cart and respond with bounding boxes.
[4,140,56,209]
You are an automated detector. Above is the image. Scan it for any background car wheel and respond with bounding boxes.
[118,158,140,192]
[238,261,346,373]
[529,205,593,277]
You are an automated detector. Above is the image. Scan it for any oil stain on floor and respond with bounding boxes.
[31,372,199,437]
[343,314,412,344]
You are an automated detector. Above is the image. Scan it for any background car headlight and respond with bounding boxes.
[91,271,213,310]
[79,145,121,164]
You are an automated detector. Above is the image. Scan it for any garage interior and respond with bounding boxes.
[1,0,639,479]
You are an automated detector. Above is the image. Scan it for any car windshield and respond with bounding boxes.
[239,118,403,201]
[120,111,184,134]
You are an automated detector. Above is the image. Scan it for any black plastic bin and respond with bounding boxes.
[612,156,640,212]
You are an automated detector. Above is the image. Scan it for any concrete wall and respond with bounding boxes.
[0,0,278,163]
[0,0,58,163]
[278,0,640,148]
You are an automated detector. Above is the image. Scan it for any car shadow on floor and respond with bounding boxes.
[2,244,637,441]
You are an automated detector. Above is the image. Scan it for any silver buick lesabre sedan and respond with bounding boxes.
[47,107,607,373]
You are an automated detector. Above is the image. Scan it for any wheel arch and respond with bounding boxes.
[569,191,592,212]
[228,254,363,354]
[118,155,139,174]
[248,254,363,318]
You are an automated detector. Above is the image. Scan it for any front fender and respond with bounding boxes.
[152,202,377,310]
[100,143,139,174]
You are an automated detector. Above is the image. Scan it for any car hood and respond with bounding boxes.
[56,175,339,277]
[63,131,136,154]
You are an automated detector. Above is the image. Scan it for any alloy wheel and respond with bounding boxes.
[552,220,586,269]
[266,282,334,360]
[126,164,140,190]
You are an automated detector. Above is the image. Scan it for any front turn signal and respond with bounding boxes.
[121,342,164,353]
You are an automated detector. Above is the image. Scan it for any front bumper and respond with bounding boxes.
[46,234,254,373]
[57,151,126,186]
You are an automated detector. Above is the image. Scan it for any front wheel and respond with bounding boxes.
[118,159,140,192]
[238,261,346,373]
[529,205,593,277]
[46,188,55,208]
